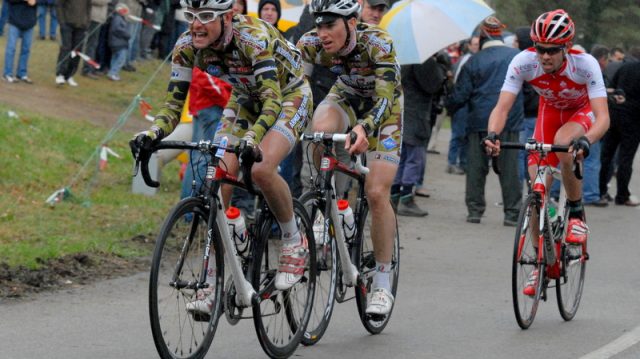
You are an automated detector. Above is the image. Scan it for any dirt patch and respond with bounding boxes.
[0,235,155,299]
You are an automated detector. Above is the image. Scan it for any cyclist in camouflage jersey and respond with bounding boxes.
[297,0,403,316]
[130,0,313,313]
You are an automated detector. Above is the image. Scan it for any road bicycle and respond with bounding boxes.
[497,139,588,329]
[297,132,400,344]
[134,138,316,358]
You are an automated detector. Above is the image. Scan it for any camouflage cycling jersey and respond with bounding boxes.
[297,22,403,163]
[153,15,311,144]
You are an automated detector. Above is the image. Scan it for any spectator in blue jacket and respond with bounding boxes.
[107,3,131,82]
[3,0,37,83]
[36,0,57,40]
[446,16,524,226]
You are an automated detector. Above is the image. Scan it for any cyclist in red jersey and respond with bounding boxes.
[484,10,609,247]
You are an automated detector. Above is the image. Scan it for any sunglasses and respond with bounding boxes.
[183,9,229,24]
[534,44,565,55]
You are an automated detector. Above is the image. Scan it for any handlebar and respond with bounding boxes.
[133,139,262,189]
[300,131,370,175]
[491,140,582,180]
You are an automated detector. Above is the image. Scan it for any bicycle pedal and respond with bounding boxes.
[365,313,387,322]
[192,312,212,322]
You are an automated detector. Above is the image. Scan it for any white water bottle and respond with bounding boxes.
[226,206,248,252]
[337,199,356,240]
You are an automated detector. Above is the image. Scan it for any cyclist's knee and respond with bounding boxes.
[366,185,391,207]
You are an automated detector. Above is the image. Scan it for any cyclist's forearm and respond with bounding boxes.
[585,97,610,144]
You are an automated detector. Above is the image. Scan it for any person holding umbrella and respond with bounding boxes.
[297,0,402,315]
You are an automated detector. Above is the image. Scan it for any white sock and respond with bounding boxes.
[372,261,391,291]
[279,218,301,246]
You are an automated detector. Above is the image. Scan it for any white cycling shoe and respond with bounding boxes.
[365,287,394,315]
[186,287,214,314]
[275,235,309,291]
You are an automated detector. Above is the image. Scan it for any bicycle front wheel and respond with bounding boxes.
[556,216,586,321]
[149,197,224,359]
[512,193,545,330]
[298,191,338,346]
[354,201,400,334]
[252,199,317,358]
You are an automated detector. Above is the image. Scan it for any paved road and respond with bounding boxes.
[2,130,639,359]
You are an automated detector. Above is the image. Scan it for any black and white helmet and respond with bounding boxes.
[180,0,233,11]
[310,0,360,18]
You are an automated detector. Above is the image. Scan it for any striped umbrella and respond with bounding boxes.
[380,0,494,65]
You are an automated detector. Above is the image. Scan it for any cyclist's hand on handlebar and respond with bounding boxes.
[129,126,164,160]
[345,125,369,155]
[570,135,590,161]
[482,131,501,156]
[238,130,261,162]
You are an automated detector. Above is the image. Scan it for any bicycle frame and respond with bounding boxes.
[305,133,369,287]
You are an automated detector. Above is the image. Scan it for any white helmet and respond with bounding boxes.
[310,0,360,18]
[180,0,233,11]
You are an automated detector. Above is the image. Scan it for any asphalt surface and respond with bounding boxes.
[1,129,639,359]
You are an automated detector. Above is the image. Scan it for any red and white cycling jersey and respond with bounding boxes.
[502,48,606,110]
[502,49,607,166]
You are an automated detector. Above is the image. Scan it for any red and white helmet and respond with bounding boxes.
[530,9,575,45]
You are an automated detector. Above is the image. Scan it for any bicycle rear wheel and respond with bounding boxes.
[149,197,224,359]
[512,193,545,329]
[354,201,400,334]
[298,191,338,346]
[556,214,586,321]
[252,199,317,358]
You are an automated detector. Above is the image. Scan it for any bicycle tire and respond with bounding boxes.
[556,212,586,321]
[251,199,317,358]
[512,193,545,330]
[354,200,400,334]
[298,191,338,346]
[149,197,224,359]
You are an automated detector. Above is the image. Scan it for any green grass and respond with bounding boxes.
[0,107,184,269]
[0,33,181,269]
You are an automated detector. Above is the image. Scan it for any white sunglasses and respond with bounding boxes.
[183,9,230,24]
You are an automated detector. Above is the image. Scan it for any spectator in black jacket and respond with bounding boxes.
[55,0,92,87]
[390,56,446,217]
[599,60,640,207]
[3,0,37,83]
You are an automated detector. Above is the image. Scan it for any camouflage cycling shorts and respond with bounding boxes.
[214,82,313,153]
[316,91,402,165]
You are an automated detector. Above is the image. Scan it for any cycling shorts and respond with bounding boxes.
[214,82,312,154]
[315,91,402,166]
[529,100,594,168]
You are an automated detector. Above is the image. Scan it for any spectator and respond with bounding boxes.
[82,0,110,78]
[36,0,57,40]
[446,15,524,226]
[55,0,92,87]
[513,26,539,186]
[181,68,232,199]
[576,44,610,207]
[107,3,131,81]
[3,0,37,84]
[446,36,479,175]
[359,0,388,25]
[123,0,144,71]
[139,1,160,60]
[604,46,625,81]
[258,0,280,30]
[0,0,8,36]
[232,0,246,15]
[599,60,640,207]
[391,56,444,217]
